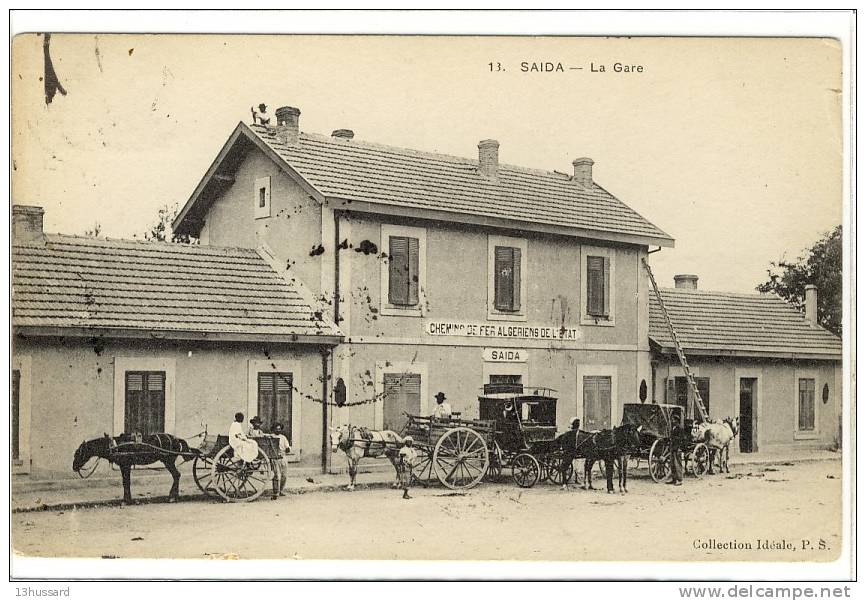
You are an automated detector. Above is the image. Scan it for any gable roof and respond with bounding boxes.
[649,288,841,360]
[174,121,674,247]
[12,235,342,344]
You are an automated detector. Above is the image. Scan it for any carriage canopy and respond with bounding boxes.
[621,403,683,439]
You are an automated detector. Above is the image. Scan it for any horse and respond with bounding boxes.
[694,417,739,474]
[555,424,642,493]
[72,433,190,505]
[329,424,403,491]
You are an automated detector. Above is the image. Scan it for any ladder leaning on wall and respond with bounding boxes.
[642,257,710,423]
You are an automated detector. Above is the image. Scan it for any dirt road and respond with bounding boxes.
[12,459,842,562]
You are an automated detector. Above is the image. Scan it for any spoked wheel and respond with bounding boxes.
[192,454,218,497]
[511,453,541,488]
[485,442,503,482]
[211,445,272,502]
[433,427,489,490]
[649,439,671,483]
[689,442,710,478]
[546,455,574,486]
[411,447,437,487]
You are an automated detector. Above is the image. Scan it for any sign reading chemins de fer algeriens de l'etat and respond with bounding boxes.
[426,321,581,341]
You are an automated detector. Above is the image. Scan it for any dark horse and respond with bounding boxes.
[72,433,191,504]
[552,424,642,493]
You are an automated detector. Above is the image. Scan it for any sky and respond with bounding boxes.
[11,34,842,293]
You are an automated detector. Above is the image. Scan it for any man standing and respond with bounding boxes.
[667,415,686,486]
[272,422,291,496]
[397,436,418,500]
[432,392,452,419]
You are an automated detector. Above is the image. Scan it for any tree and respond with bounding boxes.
[756,225,842,336]
[142,203,196,244]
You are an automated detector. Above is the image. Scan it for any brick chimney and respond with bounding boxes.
[274,106,301,145]
[572,157,594,187]
[12,205,45,245]
[805,284,818,326]
[478,139,500,179]
[331,129,354,140]
[674,274,699,290]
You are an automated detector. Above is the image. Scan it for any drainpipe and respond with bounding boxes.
[320,347,330,474]
[334,210,341,325]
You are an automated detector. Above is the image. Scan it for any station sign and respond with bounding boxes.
[425,320,581,342]
[482,348,528,363]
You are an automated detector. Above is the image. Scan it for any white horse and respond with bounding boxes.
[693,417,740,474]
[329,424,403,491]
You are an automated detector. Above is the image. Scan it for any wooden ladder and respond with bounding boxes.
[642,257,709,423]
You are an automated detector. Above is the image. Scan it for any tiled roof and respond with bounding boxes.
[232,123,672,244]
[12,235,341,341]
[649,288,841,359]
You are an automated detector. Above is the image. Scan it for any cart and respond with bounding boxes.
[620,403,710,482]
[192,433,280,502]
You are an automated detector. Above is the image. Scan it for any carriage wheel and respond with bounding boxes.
[433,427,489,490]
[485,442,503,482]
[211,445,272,502]
[648,439,671,483]
[512,453,541,488]
[690,443,710,478]
[192,454,218,497]
[546,455,574,486]
[411,447,437,487]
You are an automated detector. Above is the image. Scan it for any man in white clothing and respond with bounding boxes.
[432,392,452,419]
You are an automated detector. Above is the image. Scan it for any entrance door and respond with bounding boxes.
[383,372,422,431]
[739,377,758,453]
[583,376,612,431]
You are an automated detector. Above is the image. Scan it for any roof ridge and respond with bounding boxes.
[36,233,261,255]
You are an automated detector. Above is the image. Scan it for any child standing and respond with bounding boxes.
[398,436,418,500]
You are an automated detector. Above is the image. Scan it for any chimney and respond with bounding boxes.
[274,106,301,145]
[478,139,500,179]
[805,284,818,326]
[674,274,699,290]
[572,157,594,187]
[12,205,45,245]
[331,129,354,140]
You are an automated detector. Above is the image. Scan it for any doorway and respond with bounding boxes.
[739,377,758,453]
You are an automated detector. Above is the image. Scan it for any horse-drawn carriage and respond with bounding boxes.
[620,403,710,482]
[192,433,283,502]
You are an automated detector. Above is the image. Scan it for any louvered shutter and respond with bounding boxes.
[799,378,815,431]
[597,376,612,429]
[389,236,409,305]
[407,237,420,305]
[383,372,422,431]
[511,247,521,311]
[587,256,605,316]
[258,373,276,428]
[602,255,611,317]
[276,372,293,441]
[258,372,293,439]
[125,371,164,435]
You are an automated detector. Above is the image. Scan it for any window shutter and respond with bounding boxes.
[587,256,605,316]
[666,377,675,404]
[602,256,611,317]
[799,378,815,431]
[388,237,409,305]
[512,247,521,311]
[407,237,420,305]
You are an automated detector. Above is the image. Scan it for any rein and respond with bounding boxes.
[76,456,101,479]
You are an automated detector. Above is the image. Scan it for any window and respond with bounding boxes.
[12,369,20,461]
[382,372,422,431]
[380,224,427,316]
[254,176,271,219]
[388,236,420,306]
[586,256,610,317]
[257,372,293,442]
[484,374,523,395]
[798,378,816,432]
[666,376,710,418]
[580,246,616,325]
[125,371,166,435]
[583,376,612,431]
[487,235,527,320]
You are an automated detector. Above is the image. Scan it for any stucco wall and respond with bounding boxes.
[201,148,324,300]
[13,336,327,477]
[653,357,841,453]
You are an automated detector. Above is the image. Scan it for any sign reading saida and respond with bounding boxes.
[426,321,581,341]
[483,348,528,363]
